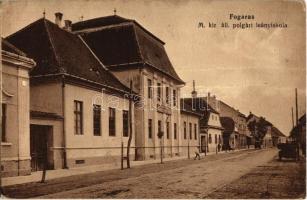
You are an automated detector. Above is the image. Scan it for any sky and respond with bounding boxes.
[1,0,306,135]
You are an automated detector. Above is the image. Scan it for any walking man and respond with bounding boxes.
[194,146,201,160]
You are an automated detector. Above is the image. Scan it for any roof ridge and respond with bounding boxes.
[43,19,64,72]
[131,23,145,62]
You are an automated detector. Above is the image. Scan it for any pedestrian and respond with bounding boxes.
[194,146,201,160]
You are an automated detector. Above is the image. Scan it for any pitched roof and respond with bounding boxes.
[6,18,130,93]
[2,38,27,56]
[72,15,184,84]
[271,126,286,137]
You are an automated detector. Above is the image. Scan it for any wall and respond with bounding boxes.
[206,112,223,152]
[64,83,134,168]
[1,54,33,177]
[180,112,199,158]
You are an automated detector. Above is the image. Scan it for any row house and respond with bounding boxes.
[1,39,36,177]
[207,94,249,149]
[71,14,185,160]
[5,16,135,176]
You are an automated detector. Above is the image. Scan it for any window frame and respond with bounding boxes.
[174,123,177,139]
[194,123,197,140]
[93,104,101,136]
[189,122,192,139]
[109,107,116,136]
[147,79,152,99]
[184,121,187,139]
[148,119,153,139]
[166,121,170,139]
[74,100,83,135]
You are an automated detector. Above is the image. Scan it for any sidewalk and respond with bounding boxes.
[1,148,253,187]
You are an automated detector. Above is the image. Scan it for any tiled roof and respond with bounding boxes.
[2,38,27,56]
[72,15,184,84]
[6,18,130,93]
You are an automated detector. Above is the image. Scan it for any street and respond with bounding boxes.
[2,148,305,198]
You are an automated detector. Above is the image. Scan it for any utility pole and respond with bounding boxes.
[295,88,298,126]
[291,107,294,128]
[127,80,133,168]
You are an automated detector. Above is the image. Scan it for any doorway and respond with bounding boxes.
[200,135,207,153]
[30,125,53,171]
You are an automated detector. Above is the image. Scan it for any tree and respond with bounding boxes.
[247,117,268,148]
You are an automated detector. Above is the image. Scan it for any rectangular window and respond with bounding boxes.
[174,123,177,139]
[194,124,197,140]
[109,107,116,136]
[157,83,161,102]
[2,104,6,142]
[148,79,152,99]
[93,104,101,136]
[166,121,170,139]
[148,119,152,139]
[166,87,169,104]
[184,122,187,139]
[209,134,212,144]
[173,89,177,106]
[158,120,162,135]
[215,134,217,144]
[74,101,83,135]
[189,123,192,139]
[123,110,129,137]
[218,135,221,144]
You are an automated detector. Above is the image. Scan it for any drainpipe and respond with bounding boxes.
[62,75,68,169]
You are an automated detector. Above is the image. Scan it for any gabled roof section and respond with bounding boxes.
[182,97,219,114]
[6,18,130,93]
[72,15,184,84]
[271,126,286,137]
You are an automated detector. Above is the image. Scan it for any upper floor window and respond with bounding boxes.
[93,104,101,136]
[157,83,161,102]
[148,119,153,139]
[173,89,177,106]
[147,79,152,99]
[109,107,116,136]
[74,101,83,135]
[123,110,129,137]
[2,104,6,142]
[166,87,169,104]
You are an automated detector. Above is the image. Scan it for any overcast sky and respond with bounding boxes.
[1,0,306,135]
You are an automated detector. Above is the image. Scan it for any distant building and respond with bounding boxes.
[220,117,237,150]
[1,39,36,176]
[246,113,273,148]
[207,94,248,149]
[271,126,286,146]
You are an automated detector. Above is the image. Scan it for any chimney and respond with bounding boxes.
[191,80,197,98]
[55,12,63,27]
[64,20,72,31]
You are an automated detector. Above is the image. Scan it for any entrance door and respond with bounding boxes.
[30,125,50,171]
[200,135,207,153]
